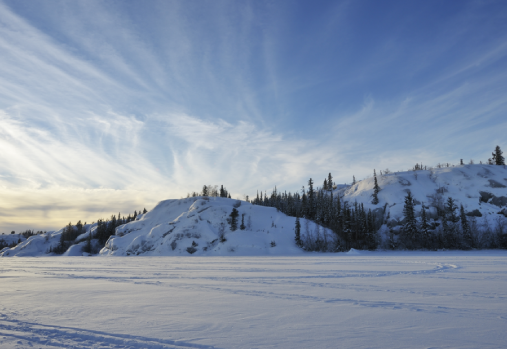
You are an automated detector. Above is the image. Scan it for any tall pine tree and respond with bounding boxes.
[492,145,505,165]
[403,191,417,241]
[372,169,380,205]
[294,216,302,247]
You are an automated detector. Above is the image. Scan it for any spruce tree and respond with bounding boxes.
[229,208,239,231]
[492,145,505,165]
[420,206,430,248]
[327,173,333,191]
[372,169,380,205]
[202,185,209,196]
[294,216,302,247]
[445,197,459,223]
[460,204,473,249]
[352,175,356,185]
[441,216,451,249]
[307,178,315,220]
[240,213,246,230]
[403,191,417,241]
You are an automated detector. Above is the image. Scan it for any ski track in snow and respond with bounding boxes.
[0,316,215,349]
[1,254,507,348]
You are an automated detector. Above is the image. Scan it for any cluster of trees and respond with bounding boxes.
[0,238,21,250]
[252,172,384,251]
[397,192,507,250]
[49,209,148,255]
[188,185,231,198]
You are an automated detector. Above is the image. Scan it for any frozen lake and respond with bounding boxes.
[1,251,507,348]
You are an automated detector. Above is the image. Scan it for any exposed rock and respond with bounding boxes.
[491,196,507,207]
[398,178,411,186]
[478,191,507,207]
[479,191,494,203]
[499,208,507,217]
[488,179,506,188]
[466,209,483,217]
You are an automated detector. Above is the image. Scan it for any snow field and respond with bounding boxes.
[1,252,506,348]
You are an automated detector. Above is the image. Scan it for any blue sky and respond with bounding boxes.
[1,0,506,232]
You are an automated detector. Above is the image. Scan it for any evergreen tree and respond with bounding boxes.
[327,173,333,191]
[76,220,83,236]
[445,197,459,223]
[420,206,430,248]
[352,175,356,185]
[240,213,246,230]
[403,191,417,241]
[294,216,302,247]
[460,204,473,249]
[229,208,239,231]
[307,178,315,220]
[143,208,147,214]
[202,185,209,196]
[372,169,380,205]
[441,216,451,249]
[492,145,505,165]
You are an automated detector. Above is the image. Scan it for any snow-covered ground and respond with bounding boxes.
[338,164,507,225]
[1,252,506,348]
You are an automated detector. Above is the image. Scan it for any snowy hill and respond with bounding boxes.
[101,197,307,256]
[0,224,96,257]
[338,164,507,226]
[1,197,312,257]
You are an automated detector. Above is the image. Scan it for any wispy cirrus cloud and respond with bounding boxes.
[1,0,507,233]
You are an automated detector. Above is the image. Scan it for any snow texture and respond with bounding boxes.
[0,253,506,348]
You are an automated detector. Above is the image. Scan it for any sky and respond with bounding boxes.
[1,0,507,233]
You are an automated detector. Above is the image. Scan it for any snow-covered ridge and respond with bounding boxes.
[1,197,313,257]
[101,197,306,256]
[337,164,507,224]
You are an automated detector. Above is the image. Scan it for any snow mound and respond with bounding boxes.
[346,248,360,255]
[101,197,309,256]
